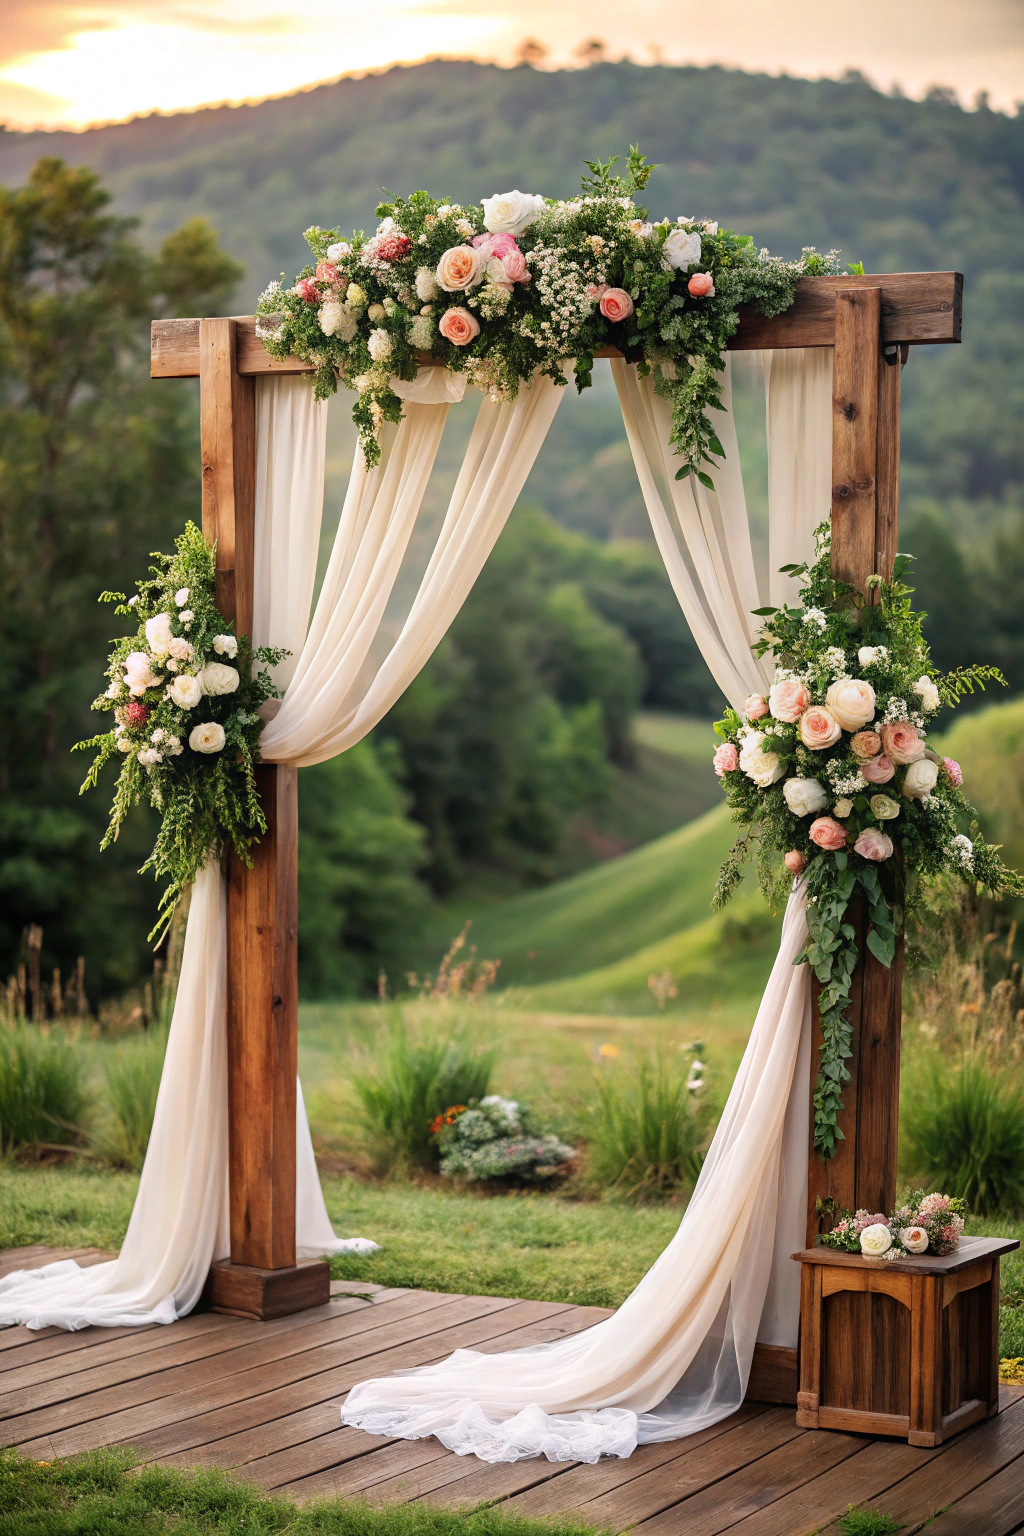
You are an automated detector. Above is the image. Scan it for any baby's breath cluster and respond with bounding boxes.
[255,148,843,479]
[75,523,287,941]
[712,524,1023,1158]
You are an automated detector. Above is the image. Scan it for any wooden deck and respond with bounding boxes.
[3,1246,1024,1534]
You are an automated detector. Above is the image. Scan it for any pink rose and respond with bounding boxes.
[825,678,876,732]
[799,706,842,751]
[744,694,768,721]
[687,272,715,297]
[713,743,739,777]
[295,277,320,302]
[436,245,485,292]
[438,307,481,346]
[599,288,635,322]
[850,730,882,759]
[472,232,519,260]
[501,247,528,284]
[587,283,610,300]
[880,721,925,765]
[809,817,848,851]
[943,756,963,787]
[854,827,894,862]
[859,754,895,784]
[768,677,811,723]
[784,850,805,874]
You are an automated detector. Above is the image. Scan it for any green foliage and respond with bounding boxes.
[902,1058,1024,1216]
[351,1014,497,1171]
[586,1050,711,1197]
[835,1508,901,1536]
[433,1097,575,1183]
[0,1027,91,1153]
[0,1445,606,1536]
[92,1028,167,1171]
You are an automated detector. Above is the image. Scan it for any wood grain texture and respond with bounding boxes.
[747,1344,798,1406]
[830,287,882,588]
[198,318,255,634]
[205,1257,329,1320]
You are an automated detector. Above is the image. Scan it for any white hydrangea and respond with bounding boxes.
[367,327,392,362]
[326,241,351,261]
[950,834,974,870]
[801,608,827,631]
[408,314,434,350]
[415,266,440,301]
[319,300,357,341]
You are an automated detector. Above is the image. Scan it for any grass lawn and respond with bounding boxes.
[0,1447,603,1535]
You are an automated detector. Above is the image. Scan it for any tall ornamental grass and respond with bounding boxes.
[93,1028,168,1170]
[0,1026,91,1154]
[902,1057,1024,1216]
[587,1050,712,1198]
[352,1013,497,1171]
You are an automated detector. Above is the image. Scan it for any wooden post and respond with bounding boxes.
[806,289,906,1242]
[196,318,327,1320]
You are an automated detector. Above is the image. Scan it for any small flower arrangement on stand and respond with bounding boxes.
[75,522,287,941]
[430,1096,576,1184]
[819,1192,967,1261]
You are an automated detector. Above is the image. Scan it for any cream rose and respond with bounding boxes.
[902,757,939,799]
[199,662,239,696]
[436,245,485,292]
[799,706,842,750]
[768,677,810,723]
[123,651,160,696]
[212,634,238,658]
[900,1226,929,1254]
[480,190,545,235]
[145,612,174,655]
[915,675,941,712]
[167,636,193,662]
[825,677,876,731]
[739,730,786,787]
[860,1223,893,1257]
[174,588,190,606]
[870,794,900,820]
[189,721,226,754]
[438,307,481,346]
[663,227,702,269]
[880,721,925,765]
[168,674,202,709]
[783,777,828,817]
[857,645,888,667]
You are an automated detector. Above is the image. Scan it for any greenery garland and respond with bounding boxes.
[255,148,846,482]
[712,526,1024,1159]
[75,524,287,942]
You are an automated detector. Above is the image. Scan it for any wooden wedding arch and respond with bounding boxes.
[151,271,962,1396]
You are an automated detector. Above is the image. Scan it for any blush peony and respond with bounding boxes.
[199,662,239,696]
[768,677,810,723]
[784,850,805,874]
[438,307,481,346]
[168,674,202,710]
[825,677,876,731]
[713,743,739,777]
[145,613,174,655]
[859,754,896,785]
[436,245,485,292]
[854,827,894,861]
[501,247,528,284]
[472,232,519,260]
[799,706,842,750]
[123,652,160,696]
[783,777,828,817]
[599,288,635,322]
[880,721,925,765]
[809,816,848,851]
[744,693,769,720]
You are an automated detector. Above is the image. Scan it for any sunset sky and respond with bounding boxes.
[2,0,1021,131]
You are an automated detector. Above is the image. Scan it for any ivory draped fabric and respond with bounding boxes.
[340,351,832,1462]
[0,369,566,1331]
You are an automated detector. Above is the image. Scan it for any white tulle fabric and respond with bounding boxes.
[341,352,832,1461]
[0,369,567,1332]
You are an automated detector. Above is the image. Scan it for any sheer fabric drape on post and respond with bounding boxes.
[0,369,566,1331]
[341,352,832,1462]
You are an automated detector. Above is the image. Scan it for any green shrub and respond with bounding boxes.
[0,1026,90,1153]
[587,1049,712,1198]
[351,1013,497,1171]
[93,1028,167,1170]
[835,1508,900,1536]
[902,1057,1024,1216]
[434,1096,576,1182]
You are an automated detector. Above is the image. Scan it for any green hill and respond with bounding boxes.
[939,696,1024,875]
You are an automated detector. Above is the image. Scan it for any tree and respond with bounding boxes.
[0,158,242,1001]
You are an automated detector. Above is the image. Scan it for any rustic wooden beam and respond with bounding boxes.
[151,272,962,378]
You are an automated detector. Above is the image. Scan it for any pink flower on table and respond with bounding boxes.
[825,678,876,731]
[295,277,320,302]
[784,850,805,874]
[880,720,925,765]
[799,706,842,750]
[768,678,810,723]
[713,743,739,777]
[438,307,481,346]
[860,754,896,785]
[687,272,716,297]
[809,817,848,851]
[854,827,894,862]
[599,288,635,321]
[851,730,882,759]
[943,756,964,787]
[472,232,519,259]
[436,245,485,292]
[744,694,769,721]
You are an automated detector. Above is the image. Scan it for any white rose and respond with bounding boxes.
[179,610,194,624]
[368,327,392,362]
[212,634,238,658]
[199,662,239,696]
[166,659,179,672]
[168,636,193,661]
[783,777,828,817]
[123,651,160,695]
[189,721,226,754]
[860,1223,893,1257]
[914,675,941,713]
[144,613,174,655]
[138,747,162,767]
[326,241,350,261]
[104,681,121,699]
[663,228,702,269]
[857,645,887,667]
[902,757,939,799]
[739,730,786,788]
[900,1226,929,1254]
[165,735,183,757]
[168,674,202,709]
[116,736,132,753]
[480,189,545,235]
[415,266,440,301]
[174,588,190,606]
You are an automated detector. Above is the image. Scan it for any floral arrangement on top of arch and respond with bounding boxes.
[254,148,844,479]
[711,526,1024,1160]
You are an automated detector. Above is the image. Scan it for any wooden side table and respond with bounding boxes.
[793,1236,1019,1446]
